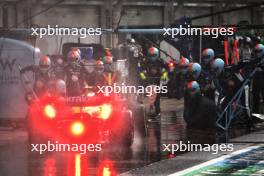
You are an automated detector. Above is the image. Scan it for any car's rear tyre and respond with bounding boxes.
[134,104,146,138]
[110,111,134,147]
[28,127,44,144]
[27,120,50,144]
[122,111,134,147]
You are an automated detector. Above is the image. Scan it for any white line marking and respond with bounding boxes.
[169,146,260,176]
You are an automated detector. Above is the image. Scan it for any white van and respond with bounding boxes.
[0,38,40,122]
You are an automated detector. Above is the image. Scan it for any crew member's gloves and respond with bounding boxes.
[139,71,146,80]
[161,69,168,81]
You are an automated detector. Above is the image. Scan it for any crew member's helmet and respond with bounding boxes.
[179,57,190,74]
[202,48,215,65]
[242,36,252,48]
[186,81,200,93]
[55,79,66,97]
[244,36,251,44]
[127,38,136,44]
[148,47,159,62]
[254,44,264,58]
[188,62,201,79]
[130,38,136,44]
[71,47,81,55]
[211,58,225,75]
[67,49,81,62]
[95,60,104,73]
[39,56,51,73]
[96,60,104,66]
[103,48,113,64]
[105,48,112,57]
[255,36,262,44]
[55,56,64,66]
[103,55,113,64]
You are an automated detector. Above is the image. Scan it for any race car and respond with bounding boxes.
[27,92,134,147]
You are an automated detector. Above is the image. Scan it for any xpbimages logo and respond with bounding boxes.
[163,25,235,39]
[30,141,102,154]
[31,25,102,38]
[97,83,168,96]
[162,141,234,154]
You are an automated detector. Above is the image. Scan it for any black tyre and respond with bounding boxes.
[28,127,44,144]
[134,104,146,137]
[27,119,49,144]
[122,111,134,147]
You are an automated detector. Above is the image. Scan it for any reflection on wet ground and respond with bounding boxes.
[0,98,216,176]
[1,129,147,176]
[0,110,189,175]
[0,98,257,176]
[0,115,173,175]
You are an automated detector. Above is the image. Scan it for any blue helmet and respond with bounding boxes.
[187,81,200,92]
[189,62,201,79]
[254,44,264,58]
[211,58,225,75]
[202,48,215,65]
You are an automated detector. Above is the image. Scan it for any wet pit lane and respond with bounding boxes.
[0,128,159,175]
[0,128,149,176]
[0,99,176,176]
[0,98,251,176]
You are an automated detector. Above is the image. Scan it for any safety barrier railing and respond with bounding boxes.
[216,68,258,133]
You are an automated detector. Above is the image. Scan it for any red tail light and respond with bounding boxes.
[44,104,56,119]
[70,122,85,136]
